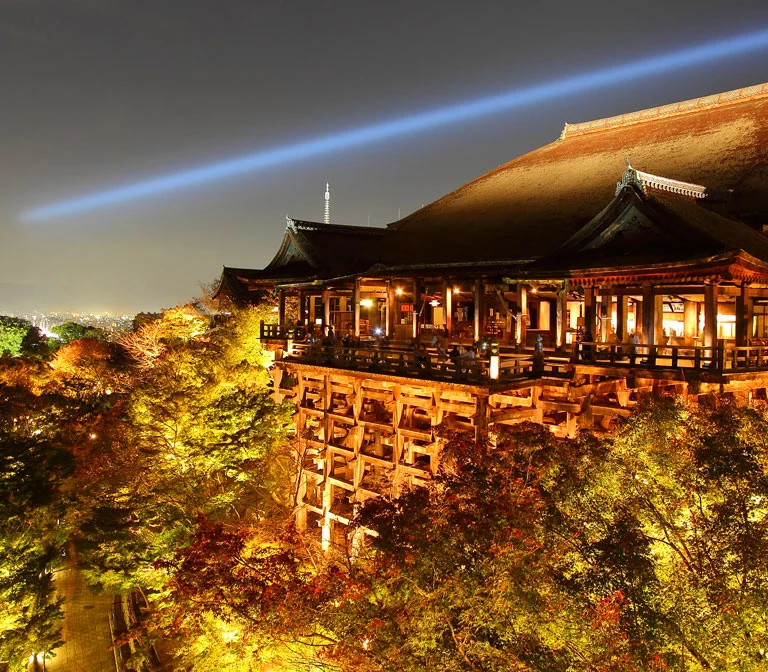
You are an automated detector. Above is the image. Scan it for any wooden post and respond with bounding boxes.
[683,299,697,345]
[474,279,483,342]
[736,283,750,347]
[297,290,306,326]
[517,283,527,347]
[654,294,664,345]
[278,289,286,332]
[584,286,595,339]
[616,295,628,341]
[642,284,655,346]
[412,278,421,340]
[322,289,330,334]
[386,280,395,338]
[556,283,567,351]
[444,278,453,335]
[703,282,719,350]
[353,278,361,338]
[600,291,612,341]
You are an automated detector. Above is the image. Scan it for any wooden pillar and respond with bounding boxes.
[386,280,395,338]
[353,278,361,338]
[517,283,527,347]
[736,283,750,347]
[474,279,483,342]
[654,294,664,345]
[703,283,719,349]
[583,286,595,340]
[322,289,331,333]
[616,295,628,341]
[642,284,655,345]
[683,299,697,345]
[444,279,453,335]
[278,289,286,330]
[556,284,568,351]
[600,291,612,341]
[297,290,306,326]
[412,278,421,339]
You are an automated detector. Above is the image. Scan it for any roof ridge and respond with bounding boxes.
[287,217,387,235]
[560,82,768,139]
[616,160,707,199]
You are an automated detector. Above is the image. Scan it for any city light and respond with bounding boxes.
[22,27,768,221]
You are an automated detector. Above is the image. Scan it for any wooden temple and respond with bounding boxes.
[216,82,768,548]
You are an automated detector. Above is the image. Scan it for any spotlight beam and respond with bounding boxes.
[24,27,768,221]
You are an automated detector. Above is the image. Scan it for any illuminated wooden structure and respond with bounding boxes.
[216,83,768,546]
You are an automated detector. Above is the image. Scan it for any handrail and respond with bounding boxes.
[283,343,535,382]
[261,323,306,340]
[573,340,768,372]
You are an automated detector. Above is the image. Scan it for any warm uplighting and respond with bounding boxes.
[489,344,500,380]
[360,298,374,308]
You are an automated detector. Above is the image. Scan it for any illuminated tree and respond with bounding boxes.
[73,307,293,597]
[50,321,105,344]
[0,381,71,669]
[0,316,36,357]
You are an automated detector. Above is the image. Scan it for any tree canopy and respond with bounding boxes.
[2,302,767,671]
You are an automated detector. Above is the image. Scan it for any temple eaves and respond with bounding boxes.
[615,160,707,199]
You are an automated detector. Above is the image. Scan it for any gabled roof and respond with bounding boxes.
[529,180,768,280]
[385,82,768,267]
[265,218,387,280]
[219,81,768,292]
[213,263,316,302]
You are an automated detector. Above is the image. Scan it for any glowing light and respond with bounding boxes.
[23,27,768,221]
[395,288,404,295]
[360,298,374,308]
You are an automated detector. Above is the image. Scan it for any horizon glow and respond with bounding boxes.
[23,27,768,221]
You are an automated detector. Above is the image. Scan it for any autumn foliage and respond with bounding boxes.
[2,306,768,671]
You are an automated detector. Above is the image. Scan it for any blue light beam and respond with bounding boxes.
[24,27,768,221]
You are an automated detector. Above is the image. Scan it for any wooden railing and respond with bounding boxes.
[260,323,306,340]
[284,343,535,383]
[574,340,768,372]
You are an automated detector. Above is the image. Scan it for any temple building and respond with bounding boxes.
[216,82,768,547]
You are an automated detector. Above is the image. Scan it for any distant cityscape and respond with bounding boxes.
[5,311,137,338]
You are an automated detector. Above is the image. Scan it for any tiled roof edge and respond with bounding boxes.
[560,82,768,139]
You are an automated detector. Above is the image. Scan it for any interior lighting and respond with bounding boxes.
[23,26,768,220]
[395,288,404,295]
[430,299,440,307]
[360,298,374,308]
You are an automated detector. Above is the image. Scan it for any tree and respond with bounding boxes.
[51,321,105,344]
[0,316,34,357]
[72,307,293,596]
[0,379,72,669]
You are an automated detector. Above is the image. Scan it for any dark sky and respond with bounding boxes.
[2,0,768,314]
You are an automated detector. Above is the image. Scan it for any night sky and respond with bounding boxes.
[2,0,768,314]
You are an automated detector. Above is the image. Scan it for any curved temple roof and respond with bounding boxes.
[219,81,768,296]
